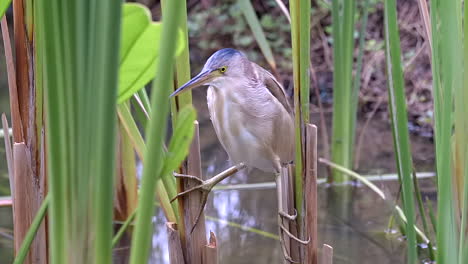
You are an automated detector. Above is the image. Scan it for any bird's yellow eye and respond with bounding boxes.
[219,66,227,73]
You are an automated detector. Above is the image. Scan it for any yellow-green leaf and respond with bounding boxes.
[161,105,196,176]
[0,0,11,19]
[118,3,184,103]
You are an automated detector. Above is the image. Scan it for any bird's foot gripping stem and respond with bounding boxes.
[170,163,246,233]
[278,209,311,263]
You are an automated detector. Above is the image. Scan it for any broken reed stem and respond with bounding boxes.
[304,124,318,264]
[167,222,185,264]
[13,194,49,264]
[13,143,47,263]
[321,244,333,264]
[180,121,207,264]
[203,231,218,264]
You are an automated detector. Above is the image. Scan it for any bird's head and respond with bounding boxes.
[170,48,246,97]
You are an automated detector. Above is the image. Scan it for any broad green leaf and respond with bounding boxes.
[0,0,11,19]
[161,105,196,176]
[118,3,184,103]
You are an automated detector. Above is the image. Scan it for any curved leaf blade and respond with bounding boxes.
[161,105,196,176]
[118,3,184,103]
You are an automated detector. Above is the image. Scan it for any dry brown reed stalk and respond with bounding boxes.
[203,231,218,264]
[416,0,432,51]
[304,124,318,264]
[13,0,33,142]
[167,222,185,264]
[114,125,138,222]
[278,165,301,263]
[2,9,48,263]
[1,17,22,142]
[321,244,333,264]
[179,121,207,263]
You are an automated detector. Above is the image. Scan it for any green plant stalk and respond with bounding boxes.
[454,0,467,213]
[299,0,311,124]
[297,0,310,219]
[129,0,182,262]
[413,171,435,260]
[13,194,50,264]
[137,88,152,116]
[331,0,355,182]
[170,0,192,111]
[426,197,437,234]
[383,0,418,262]
[430,0,459,263]
[112,209,137,248]
[38,0,121,262]
[165,0,191,235]
[350,0,370,165]
[156,181,178,222]
[289,0,310,224]
[458,0,468,262]
[289,0,302,220]
[459,152,468,263]
[92,2,122,263]
[36,1,67,262]
[131,95,149,130]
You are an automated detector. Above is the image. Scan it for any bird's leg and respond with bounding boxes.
[276,171,310,263]
[171,162,246,233]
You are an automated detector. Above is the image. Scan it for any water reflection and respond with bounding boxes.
[145,151,431,264]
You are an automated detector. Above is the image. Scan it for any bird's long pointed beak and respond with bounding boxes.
[170,69,219,97]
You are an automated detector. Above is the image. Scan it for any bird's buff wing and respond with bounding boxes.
[255,64,293,114]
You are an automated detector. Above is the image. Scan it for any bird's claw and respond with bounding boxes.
[170,165,244,234]
[280,224,311,245]
[170,172,212,234]
[280,238,301,263]
[279,209,298,221]
[278,210,310,263]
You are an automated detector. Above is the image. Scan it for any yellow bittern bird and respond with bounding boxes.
[171,48,308,261]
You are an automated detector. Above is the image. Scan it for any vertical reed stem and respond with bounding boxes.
[181,121,207,263]
[304,124,318,264]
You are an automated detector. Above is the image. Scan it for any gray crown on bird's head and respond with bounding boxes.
[203,48,247,71]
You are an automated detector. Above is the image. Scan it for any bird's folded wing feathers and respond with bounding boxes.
[255,64,293,114]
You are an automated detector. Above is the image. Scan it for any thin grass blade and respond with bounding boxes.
[239,0,277,71]
[129,0,183,262]
[383,0,418,262]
